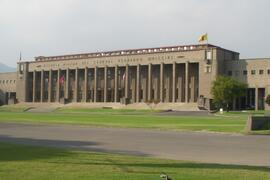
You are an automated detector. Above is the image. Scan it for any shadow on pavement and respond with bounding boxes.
[0,135,150,161]
[0,135,269,173]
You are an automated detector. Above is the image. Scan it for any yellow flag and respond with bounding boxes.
[198,33,208,42]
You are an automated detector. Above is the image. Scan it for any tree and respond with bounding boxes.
[265,95,270,106]
[211,76,247,111]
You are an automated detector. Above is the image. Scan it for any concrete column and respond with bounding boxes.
[125,65,129,98]
[172,62,176,102]
[32,71,36,102]
[154,78,159,100]
[94,67,97,102]
[48,70,52,102]
[65,69,69,99]
[255,87,259,111]
[40,70,44,102]
[249,89,253,107]
[136,64,140,102]
[185,62,189,103]
[148,63,152,101]
[178,76,183,102]
[131,72,136,103]
[84,67,88,102]
[74,68,78,102]
[160,63,164,102]
[190,76,195,102]
[104,66,108,102]
[56,69,60,102]
[165,74,170,102]
[114,65,118,102]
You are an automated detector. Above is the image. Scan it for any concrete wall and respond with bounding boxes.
[14,44,241,108]
[225,58,270,110]
[0,72,17,105]
[16,62,29,103]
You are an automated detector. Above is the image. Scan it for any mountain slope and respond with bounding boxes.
[0,62,16,73]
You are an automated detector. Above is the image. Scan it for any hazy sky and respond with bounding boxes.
[0,0,270,67]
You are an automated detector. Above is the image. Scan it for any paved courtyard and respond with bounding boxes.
[0,122,269,166]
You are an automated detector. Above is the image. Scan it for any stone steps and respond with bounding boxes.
[16,102,201,112]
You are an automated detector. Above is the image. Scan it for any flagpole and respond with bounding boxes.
[19,52,22,61]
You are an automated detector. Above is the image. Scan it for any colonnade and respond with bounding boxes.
[30,62,199,104]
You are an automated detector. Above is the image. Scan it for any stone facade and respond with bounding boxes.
[1,43,269,110]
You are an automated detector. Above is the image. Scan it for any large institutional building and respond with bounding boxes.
[0,44,269,110]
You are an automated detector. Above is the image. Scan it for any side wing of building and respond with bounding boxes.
[225,58,270,110]
[0,72,17,105]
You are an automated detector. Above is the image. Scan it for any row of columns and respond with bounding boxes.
[32,62,195,103]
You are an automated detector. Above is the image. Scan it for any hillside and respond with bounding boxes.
[0,62,16,73]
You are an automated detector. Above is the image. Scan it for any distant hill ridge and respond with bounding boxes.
[0,62,16,73]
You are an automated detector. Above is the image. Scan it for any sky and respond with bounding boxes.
[0,0,270,67]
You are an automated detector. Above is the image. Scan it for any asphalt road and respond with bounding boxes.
[0,122,269,167]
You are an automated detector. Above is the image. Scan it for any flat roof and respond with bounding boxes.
[19,44,239,63]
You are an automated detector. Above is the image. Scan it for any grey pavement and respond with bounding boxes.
[0,122,269,167]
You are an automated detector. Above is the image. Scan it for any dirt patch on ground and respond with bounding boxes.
[155,110,211,116]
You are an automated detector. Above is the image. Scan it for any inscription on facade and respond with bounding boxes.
[29,52,192,72]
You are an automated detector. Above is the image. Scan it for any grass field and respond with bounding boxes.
[0,106,251,133]
[0,105,269,133]
[0,142,269,180]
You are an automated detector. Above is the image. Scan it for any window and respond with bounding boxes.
[259,70,264,75]
[20,64,24,74]
[228,71,232,76]
[205,66,211,73]
[243,70,247,75]
[251,70,256,75]
[235,71,239,76]
[206,51,212,60]
[232,53,235,60]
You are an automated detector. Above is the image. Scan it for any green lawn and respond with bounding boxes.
[0,142,269,180]
[0,106,269,133]
[0,106,250,133]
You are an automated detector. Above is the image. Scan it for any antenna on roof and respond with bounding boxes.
[19,51,22,61]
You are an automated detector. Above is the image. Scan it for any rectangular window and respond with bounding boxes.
[228,71,232,76]
[259,70,264,75]
[251,70,256,75]
[205,66,211,73]
[206,51,212,60]
[232,53,235,60]
[243,70,247,75]
[268,70,270,74]
[20,64,24,73]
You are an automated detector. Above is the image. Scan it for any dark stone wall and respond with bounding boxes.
[246,116,270,131]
